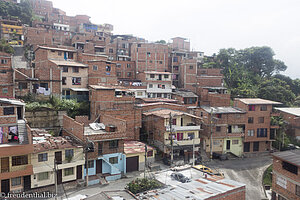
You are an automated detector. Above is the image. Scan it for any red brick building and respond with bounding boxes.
[0,52,14,98]
[0,98,34,194]
[275,107,300,141]
[234,98,282,154]
[89,85,142,140]
[272,150,300,200]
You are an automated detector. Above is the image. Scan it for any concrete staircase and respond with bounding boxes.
[17,119,28,144]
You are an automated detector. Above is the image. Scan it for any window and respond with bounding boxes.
[158,84,162,88]
[232,140,239,145]
[88,160,94,168]
[18,82,27,89]
[127,72,132,77]
[72,77,81,85]
[64,167,74,176]
[213,140,220,146]
[106,65,111,71]
[296,185,300,197]
[253,142,259,151]
[173,66,179,71]
[147,150,153,157]
[1,59,8,64]
[109,140,118,149]
[257,128,267,137]
[58,52,62,56]
[127,64,131,68]
[38,172,49,181]
[4,107,14,115]
[2,88,8,94]
[173,57,178,62]
[117,72,121,77]
[188,133,194,140]
[248,105,255,111]
[116,64,121,68]
[72,67,79,73]
[147,52,151,57]
[62,77,66,85]
[189,65,193,69]
[162,85,165,89]
[11,177,21,186]
[216,126,221,132]
[247,130,254,136]
[63,66,68,72]
[282,161,298,175]
[150,74,155,78]
[65,149,74,158]
[137,92,143,96]
[248,117,254,124]
[172,118,177,125]
[40,83,48,89]
[93,65,98,71]
[260,105,267,111]
[109,157,118,164]
[177,133,183,141]
[137,44,141,47]
[38,153,48,162]
[149,84,153,88]
[157,93,162,97]
[109,48,113,53]
[164,75,169,79]
[12,155,28,166]
[216,114,222,119]
[258,117,264,123]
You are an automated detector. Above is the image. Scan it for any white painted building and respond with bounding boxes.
[144,71,173,98]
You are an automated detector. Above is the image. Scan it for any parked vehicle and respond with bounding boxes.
[171,172,191,183]
[193,165,214,174]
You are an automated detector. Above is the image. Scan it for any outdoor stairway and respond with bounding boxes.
[12,46,29,69]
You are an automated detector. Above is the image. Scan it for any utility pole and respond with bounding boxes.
[192,138,195,166]
[85,149,89,187]
[210,109,213,161]
[169,112,174,166]
[54,158,57,200]
[144,144,147,179]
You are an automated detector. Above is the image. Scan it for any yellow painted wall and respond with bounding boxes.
[204,138,224,153]
[223,137,243,157]
[2,24,23,34]
[126,150,156,163]
[31,148,84,188]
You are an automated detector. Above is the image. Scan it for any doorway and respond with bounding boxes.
[226,140,231,150]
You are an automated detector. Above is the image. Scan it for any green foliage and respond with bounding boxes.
[155,40,166,44]
[0,40,14,54]
[202,46,297,105]
[0,0,33,25]
[263,165,273,187]
[125,178,162,194]
[272,116,291,150]
[24,95,89,118]
[294,96,300,107]
[258,78,295,106]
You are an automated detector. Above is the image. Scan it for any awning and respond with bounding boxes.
[70,88,89,92]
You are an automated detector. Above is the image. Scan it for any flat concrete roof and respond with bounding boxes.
[201,106,246,114]
[49,59,88,67]
[235,98,282,105]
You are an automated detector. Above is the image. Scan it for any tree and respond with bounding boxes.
[0,0,33,25]
[155,40,166,44]
[258,78,295,106]
[0,40,14,54]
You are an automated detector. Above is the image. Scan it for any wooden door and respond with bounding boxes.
[55,151,62,164]
[76,165,82,180]
[226,140,231,150]
[96,159,102,174]
[126,156,139,172]
[1,179,10,195]
[23,175,31,191]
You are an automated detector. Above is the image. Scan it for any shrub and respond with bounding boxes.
[125,178,162,194]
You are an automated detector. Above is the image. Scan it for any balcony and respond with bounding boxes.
[0,164,33,180]
[165,138,201,146]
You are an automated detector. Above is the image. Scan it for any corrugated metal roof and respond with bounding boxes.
[143,108,201,119]
[275,107,300,117]
[173,91,198,98]
[49,59,88,67]
[272,149,300,166]
[0,98,25,106]
[201,106,246,114]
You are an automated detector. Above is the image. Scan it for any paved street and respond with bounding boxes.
[54,156,272,200]
[205,155,272,200]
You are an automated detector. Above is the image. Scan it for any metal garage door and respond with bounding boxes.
[126,156,139,172]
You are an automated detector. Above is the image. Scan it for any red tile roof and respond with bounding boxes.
[124,141,154,154]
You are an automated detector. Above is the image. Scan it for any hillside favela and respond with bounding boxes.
[0,0,299,200]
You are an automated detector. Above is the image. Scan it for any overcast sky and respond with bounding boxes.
[51,0,300,79]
